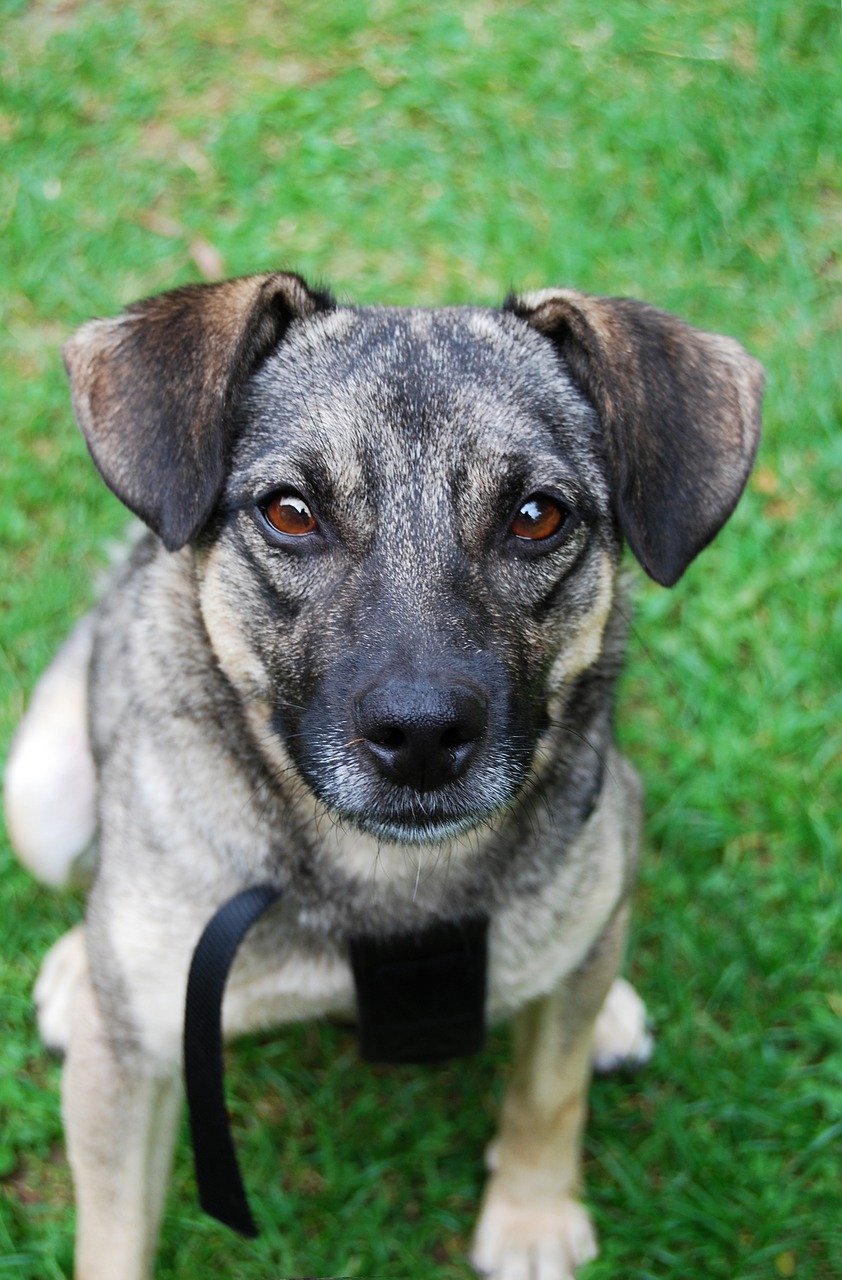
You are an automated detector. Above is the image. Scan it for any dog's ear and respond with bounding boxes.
[509,289,764,587]
[63,273,334,551]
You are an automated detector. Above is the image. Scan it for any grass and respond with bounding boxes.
[1,0,840,1276]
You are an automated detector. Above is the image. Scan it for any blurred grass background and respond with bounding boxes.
[1,0,840,1277]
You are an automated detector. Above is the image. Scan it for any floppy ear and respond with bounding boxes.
[509,289,764,586]
[63,273,335,551]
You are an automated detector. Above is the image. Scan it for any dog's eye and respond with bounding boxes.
[510,493,573,542]
[261,493,317,537]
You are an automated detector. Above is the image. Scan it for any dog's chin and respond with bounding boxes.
[352,812,484,846]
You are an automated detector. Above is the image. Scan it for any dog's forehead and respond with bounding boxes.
[231,305,602,502]
[249,304,585,430]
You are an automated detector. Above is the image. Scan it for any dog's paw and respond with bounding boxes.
[471,1187,597,1280]
[34,925,88,1055]
[592,976,653,1073]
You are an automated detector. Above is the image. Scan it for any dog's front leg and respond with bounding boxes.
[471,912,627,1280]
[63,975,182,1280]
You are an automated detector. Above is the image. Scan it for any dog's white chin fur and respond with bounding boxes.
[356,813,484,846]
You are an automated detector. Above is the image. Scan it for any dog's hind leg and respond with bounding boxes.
[34,923,89,1056]
[471,910,629,1280]
[63,975,182,1280]
[592,975,653,1073]
[7,615,100,1063]
[4,611,98,888]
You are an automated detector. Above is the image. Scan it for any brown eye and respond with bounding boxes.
[510,493,570,541]
[262,493,317,536]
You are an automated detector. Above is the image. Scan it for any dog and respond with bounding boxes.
[4,273,763,1280]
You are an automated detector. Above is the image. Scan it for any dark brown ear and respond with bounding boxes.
[509,288,764,586]
[63,273,335,550]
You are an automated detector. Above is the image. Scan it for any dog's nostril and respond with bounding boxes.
[355,681,488,792]
[368,724,405,750]
[440,726,469,750]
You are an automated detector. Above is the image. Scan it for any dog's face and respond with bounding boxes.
[62,272,763,847]
[195,307,619,843]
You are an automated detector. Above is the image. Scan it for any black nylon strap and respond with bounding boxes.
[350,918,488,1063]
[184,883,282,1237]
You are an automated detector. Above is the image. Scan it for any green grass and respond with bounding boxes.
[1,0,840,1276]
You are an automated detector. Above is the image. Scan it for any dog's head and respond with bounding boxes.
[64,274,762,844]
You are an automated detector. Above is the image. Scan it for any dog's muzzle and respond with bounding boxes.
[291,648,530,841]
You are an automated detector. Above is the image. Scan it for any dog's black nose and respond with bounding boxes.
[355,680,488,791]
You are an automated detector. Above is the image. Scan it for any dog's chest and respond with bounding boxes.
[223,753,633,1032]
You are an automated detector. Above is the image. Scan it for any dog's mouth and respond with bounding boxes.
[290,729,528,848]
[282,662,535,847]
[293,742,522,846]
[339,800,496,847]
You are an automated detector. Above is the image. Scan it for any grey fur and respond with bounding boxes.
[6,276,763,1280]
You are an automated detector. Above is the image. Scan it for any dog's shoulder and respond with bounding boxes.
[88,535,268,826]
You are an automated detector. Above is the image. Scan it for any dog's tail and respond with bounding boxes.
[4,612,97,888]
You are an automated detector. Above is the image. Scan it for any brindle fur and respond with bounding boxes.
[4,274,763,1280]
